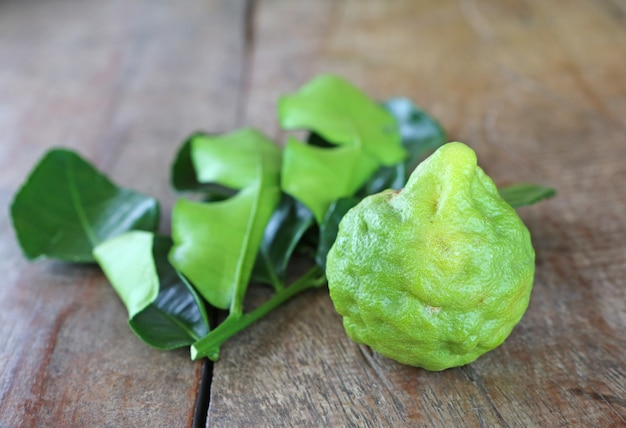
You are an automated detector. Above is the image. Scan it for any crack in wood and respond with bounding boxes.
[194,2,259,426]
[192,360,214,428]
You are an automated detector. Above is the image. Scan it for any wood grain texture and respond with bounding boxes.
[0,0,247,426]
[2,0,625,426]
[208,0,626,426]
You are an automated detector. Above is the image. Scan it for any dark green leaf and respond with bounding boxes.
[93,231,210,350]
[306,132,334,148]
[499,184,557,208]
[10,148,159,262]
[130,236,210,349]
[251,193,315,288]
[362,98,447,194]
[359,163,407,196]
[316,197,360,269]
[171,134,201,192]
[383,97,447,170]
[169,129,282,311]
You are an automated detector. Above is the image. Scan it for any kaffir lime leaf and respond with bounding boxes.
[326,142,535,371]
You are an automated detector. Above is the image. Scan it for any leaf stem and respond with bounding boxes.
[190,265,326,361]
[261,250,285,292]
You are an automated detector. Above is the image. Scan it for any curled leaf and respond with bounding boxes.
[278,75,406,221]
[171,134,237,201]
[279,74,406,164]
[93,231,209,350]
[281,137,379,222]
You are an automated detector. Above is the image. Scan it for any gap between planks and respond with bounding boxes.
[193,1,260,426]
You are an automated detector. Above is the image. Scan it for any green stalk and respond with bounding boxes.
[191,265,326,361]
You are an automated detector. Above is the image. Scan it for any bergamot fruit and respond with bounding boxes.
[326,142,535,371]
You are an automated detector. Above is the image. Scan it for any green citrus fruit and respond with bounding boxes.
[326,142,535,371]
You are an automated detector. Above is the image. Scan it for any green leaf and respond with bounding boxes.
[363,98,447,195]
[190,131,280,189]
[93,231,209,350]
[278,76,408,222]
[169,129,282,312]
[306,132,335,148]
[383,97,447,170]
[251,193,315,289]
[278,74,406,165]
[316,197,360,270]
[10,148,159,262]
[359,163,407,196]
[94,231,159,318]
[171,134,237,201]
[171,134,202,192]
[281,136,379,222]
[499,184,557,208]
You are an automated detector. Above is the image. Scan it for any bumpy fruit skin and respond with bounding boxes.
[326,142,535,371]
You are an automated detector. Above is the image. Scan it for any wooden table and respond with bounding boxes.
[1,1,625,426]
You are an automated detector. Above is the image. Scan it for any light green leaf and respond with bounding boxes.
[281,136,379,222]
[278,74,406,165]
[191,130,281,189]
[94,231,210,349]
[171,134,238,201]
[169,129,282,312]
[94,231,159,318]
[10,148,159,262]
[278,75,407,222]
[499,184,557,208]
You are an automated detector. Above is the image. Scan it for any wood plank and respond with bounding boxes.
[0,0,247,425]
[208,0,626,425]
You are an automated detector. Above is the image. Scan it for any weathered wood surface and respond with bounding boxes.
[1,0,625,427]
[0,0,247,426]
[209,0,626,427]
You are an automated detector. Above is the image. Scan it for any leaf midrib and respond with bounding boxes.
[150,303,203,342]
[66,158,99,246]
[230,151,269,314]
